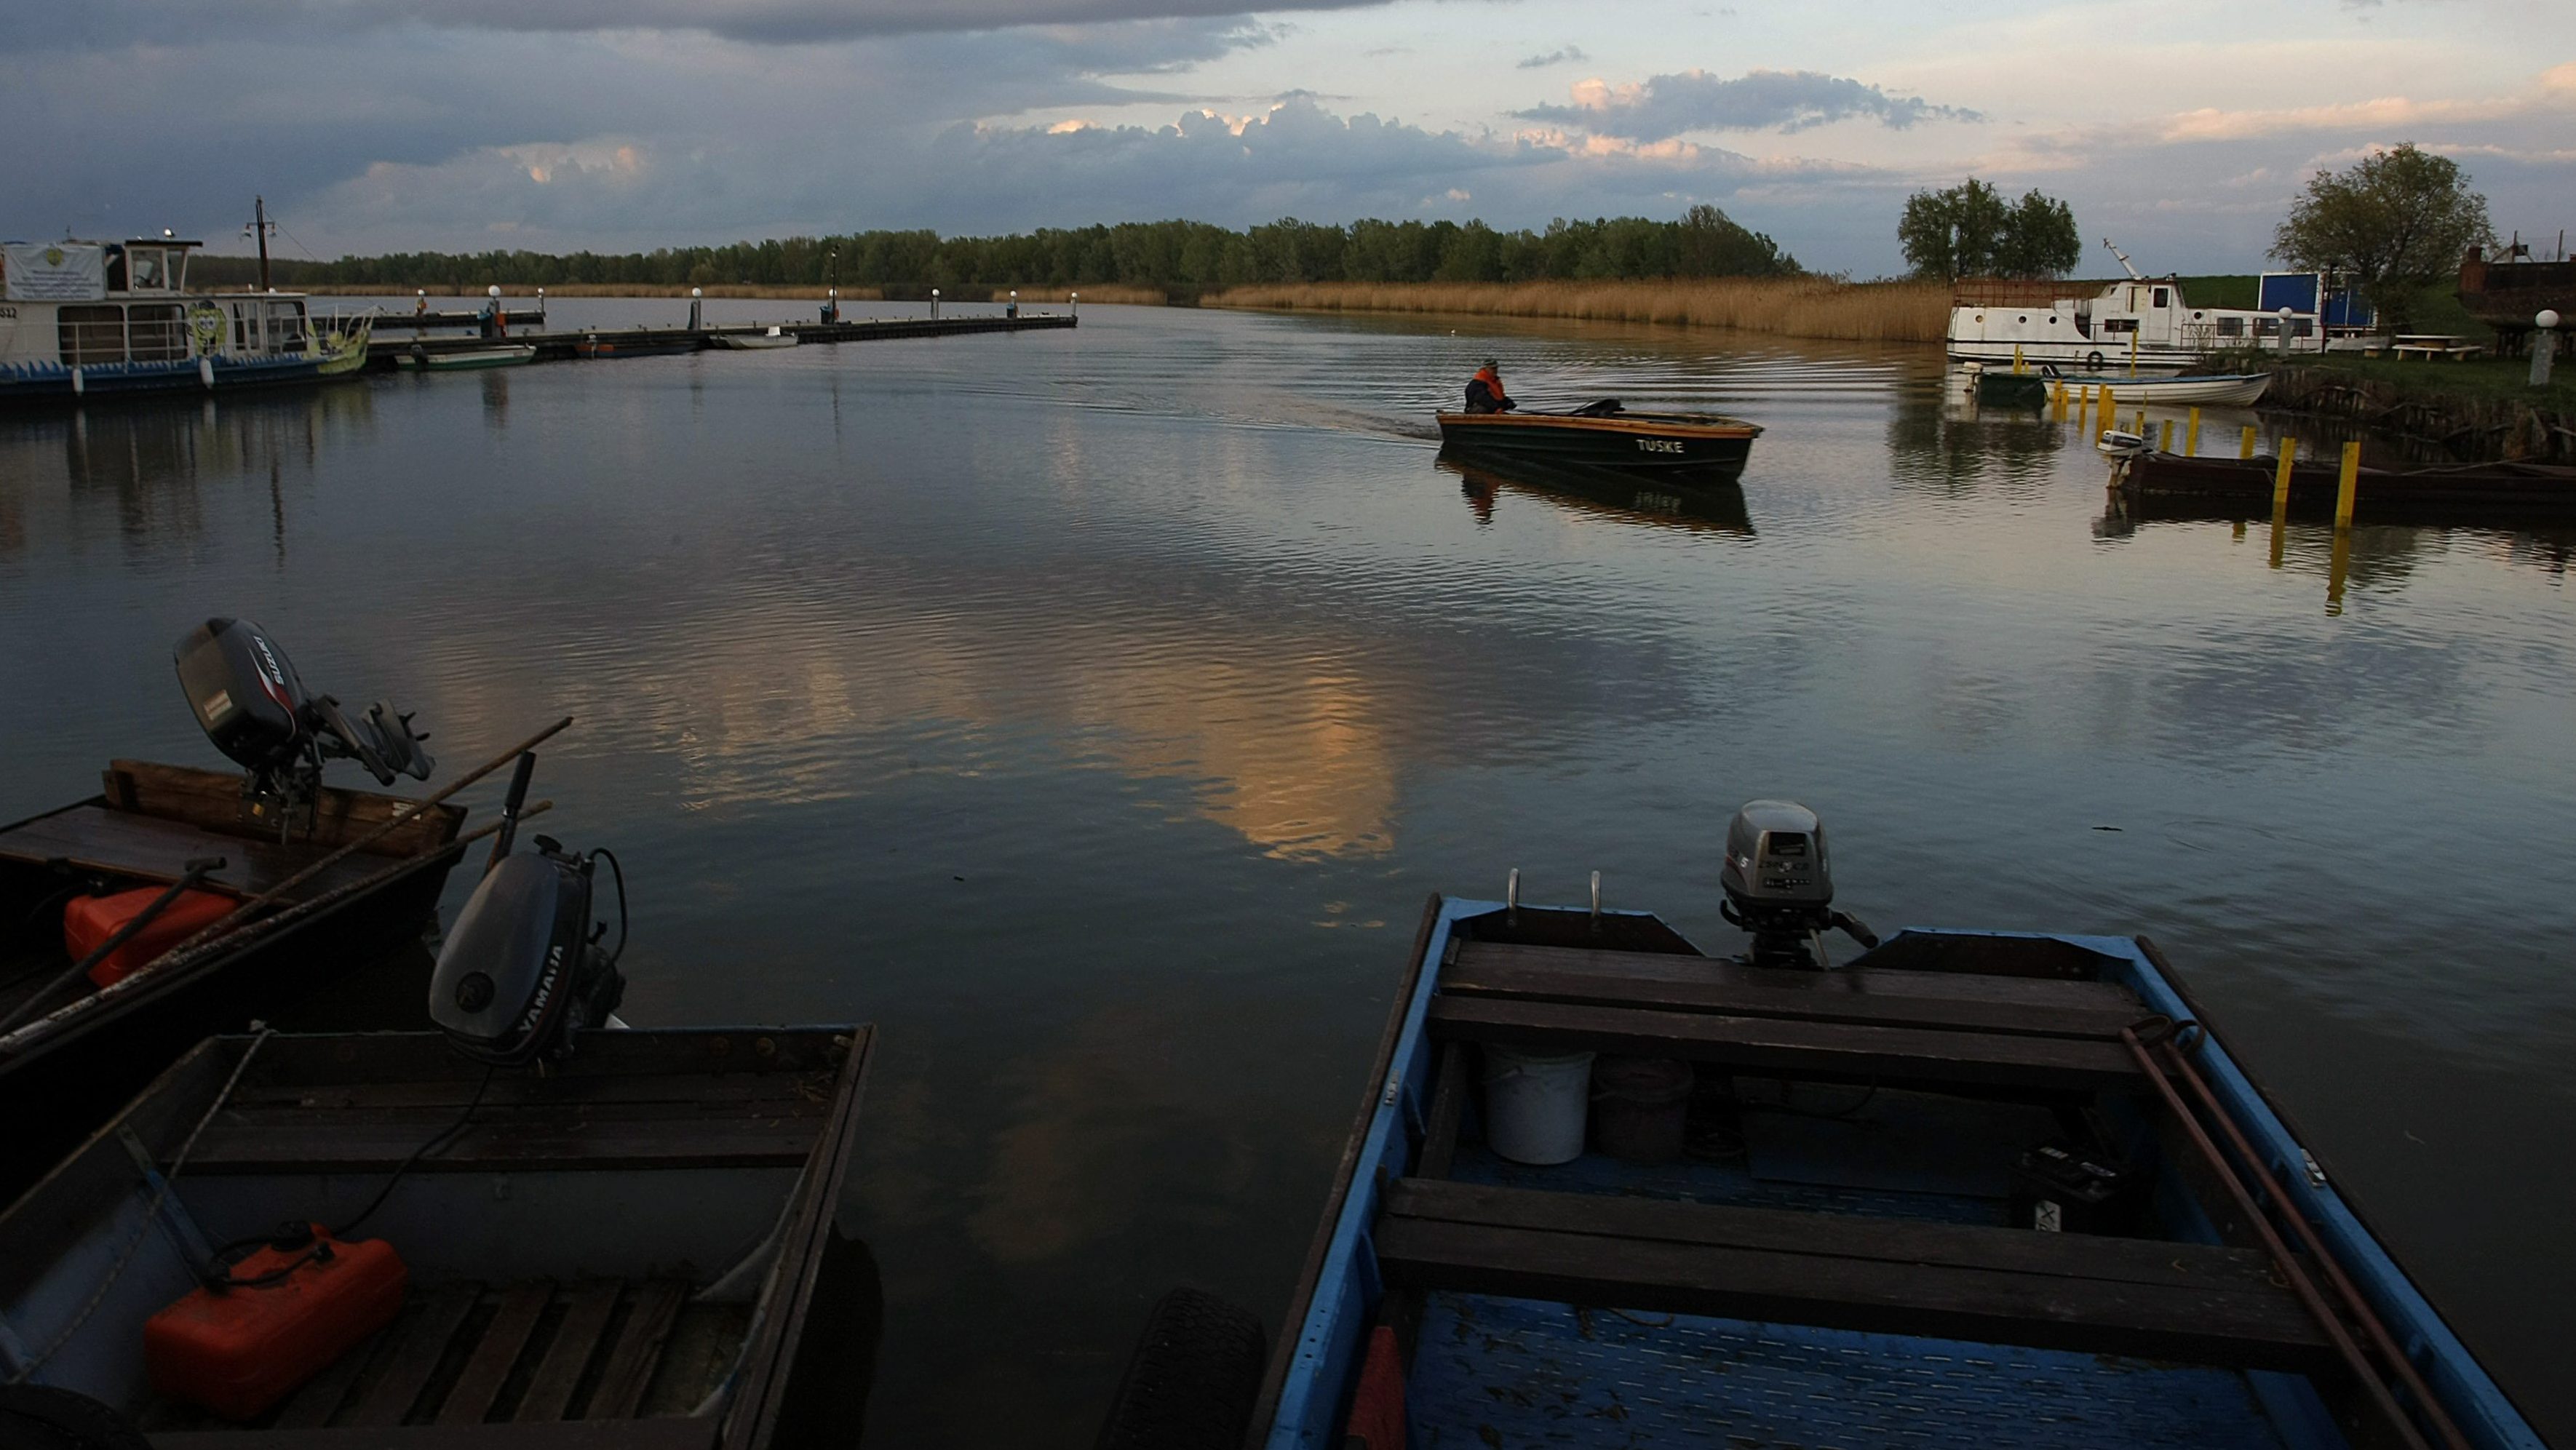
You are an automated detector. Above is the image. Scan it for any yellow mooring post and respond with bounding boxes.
[2131,408,2146,436]
[2273,437,2299,508]
[2240,425,2258,460]
[2051,380,2067,418]
[2335,441,2361,528]
[2160,419,2174,454]
[2186,407,2203,455]
[2014,343,2025,375]
[2096,386,2114,443]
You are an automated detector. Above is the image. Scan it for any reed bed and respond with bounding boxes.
[1201,277,1950,344]
[297,280,1146,304]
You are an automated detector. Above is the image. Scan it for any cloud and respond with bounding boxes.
[1516,46,1588,69]
[1,0,1394,49]
[1519,68,1981,140]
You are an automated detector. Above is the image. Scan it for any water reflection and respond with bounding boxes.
[1885,382,2064,493]
[1436,454,1753,534]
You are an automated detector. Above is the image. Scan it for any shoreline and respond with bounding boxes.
[1197,278,1949,344]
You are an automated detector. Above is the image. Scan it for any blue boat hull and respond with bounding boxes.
[1250,897,2544,1450]
[0,354,330,403]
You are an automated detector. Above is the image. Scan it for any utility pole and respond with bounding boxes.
[244,196,275,292]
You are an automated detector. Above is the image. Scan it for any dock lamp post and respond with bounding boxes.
[688,286,703,332]
[930,288,940,319]
[1070,291,1078,319]
[485,284,504,339]
[1009,288,1019,319]
[2534,310,2560,389]
[2275,306,2294,359]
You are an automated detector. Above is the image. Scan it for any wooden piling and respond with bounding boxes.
[2273,437,2299,507]
[2186,407,2202,455]
[2334,441,2361,528]
[2240,425,2258,461]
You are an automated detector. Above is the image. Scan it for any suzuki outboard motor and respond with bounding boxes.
[1720,800,1878,969]
[173,618,433,828]
[429,836,626,1066]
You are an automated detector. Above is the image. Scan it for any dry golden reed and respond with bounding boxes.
[298,281,1148,303]
[1200,277,1949,344]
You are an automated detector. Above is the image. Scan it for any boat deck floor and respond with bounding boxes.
[1406,1291,2294,1450]
[136,1275,740,1438]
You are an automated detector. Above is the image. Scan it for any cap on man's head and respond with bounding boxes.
[1482,358,1499,369]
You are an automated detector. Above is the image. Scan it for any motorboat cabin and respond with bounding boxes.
[1948,271,2378,373]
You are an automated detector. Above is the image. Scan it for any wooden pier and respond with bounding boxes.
[364,313,1074,370]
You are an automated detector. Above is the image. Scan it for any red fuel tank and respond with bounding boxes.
[145,1227,407,1422]
[63,886,238,987]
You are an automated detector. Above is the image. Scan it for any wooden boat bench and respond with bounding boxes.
[1374,1177,2334,1373]
[1426,940,2152,1093]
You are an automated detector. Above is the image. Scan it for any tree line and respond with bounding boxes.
[212,206,1800,291]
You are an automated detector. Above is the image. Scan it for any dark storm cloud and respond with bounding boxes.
[0,0,1383,49]
[1519,68,1980,140]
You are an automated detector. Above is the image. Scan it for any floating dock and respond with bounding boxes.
[365,314,1074,370]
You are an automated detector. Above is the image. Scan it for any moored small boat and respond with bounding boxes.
[2043,369,2271,407]
[2112,450,2576,522]
[396,344,536,371]
[1437,402,1762,482]
[0,1022,878,1444]
[710,326,798,350]
[1198,802,2544,1449]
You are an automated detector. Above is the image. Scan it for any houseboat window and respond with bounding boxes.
[126,303,187,362]
[2294,318,2314,338]
[2152,287,2169,308]
[58,306,126,365]
[231,300,253,351]
[2256,318,2280,337]
[104,250,127,292]
[2217,317,2244,338]
[128,250,168,291]
[265,300,306,349]
[2101,317,2138,334]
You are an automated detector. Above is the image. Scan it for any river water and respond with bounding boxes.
[3,300,2570,1443]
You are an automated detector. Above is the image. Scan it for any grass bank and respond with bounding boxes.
[1200,277,1950,343]
[2262,355,2575,461]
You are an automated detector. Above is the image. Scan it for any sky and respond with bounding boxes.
[4,0,2572,276]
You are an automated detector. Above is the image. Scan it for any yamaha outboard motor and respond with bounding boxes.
[1720,800,1878,969]
[429,834,627,1065]
[173,618,433,831]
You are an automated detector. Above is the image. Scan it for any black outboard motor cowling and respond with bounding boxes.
[1720,799,1878,969]
[173,618,434,824]
[430,837,625,1065]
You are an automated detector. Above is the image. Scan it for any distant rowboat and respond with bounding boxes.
[710,325,799,350]
[1437,404,1762,482]
[397,345,536,372]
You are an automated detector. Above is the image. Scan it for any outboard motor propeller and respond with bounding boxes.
[173,617,432,832]
[1720,800,1878,970]
[429,834,627,1066]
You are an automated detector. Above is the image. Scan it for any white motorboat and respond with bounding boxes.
[710,324,798,349]
[1948,242,2381,372]
[2033,370,2271,407]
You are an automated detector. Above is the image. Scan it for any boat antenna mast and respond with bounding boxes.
[2101,237,2144,282]
[244,196,275,292]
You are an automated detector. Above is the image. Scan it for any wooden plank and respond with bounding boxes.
[589,1281,687,1419]
[151,1419,719,1449]
[348,1285,480,1426]
[514,1283,622,1423]
[437,1282,555,1425]
[1444,950,2148,1042]
[228,1027,860,1091]
[180,1118,821,1175]
[1386,1179,2283,1294]
[1375,1200,2331,1372]
[103,760,464,857]
[1428,995,2142,1091]
[1414,1043,1469,1180]
[0,805,381,902]
[271,1320,390,1428]
[1457,941,2142,1011]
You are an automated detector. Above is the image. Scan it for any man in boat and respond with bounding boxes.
[1463,360,1514,414]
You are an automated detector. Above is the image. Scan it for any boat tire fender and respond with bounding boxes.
[1093,1286,1267,1450]
[2087,350,2105,368]
[0,1386,150,1450]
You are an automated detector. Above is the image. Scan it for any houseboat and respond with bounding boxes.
[1947,246,2380,373]
[0,237,369,402]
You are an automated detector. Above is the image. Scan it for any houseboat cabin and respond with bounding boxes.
[1,238,365,401]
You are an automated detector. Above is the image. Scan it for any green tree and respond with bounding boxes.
[2272,141,2491,330]
[1899,179,2078,281]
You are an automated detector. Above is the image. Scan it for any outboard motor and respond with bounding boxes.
[429,834,627,1065]
[173,618,433,830]
[1720,800,1878,969]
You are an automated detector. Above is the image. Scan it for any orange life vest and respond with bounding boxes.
[1471,367,1507,403]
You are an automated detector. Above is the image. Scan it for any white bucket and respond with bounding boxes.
[1482,1046,1597,1165]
